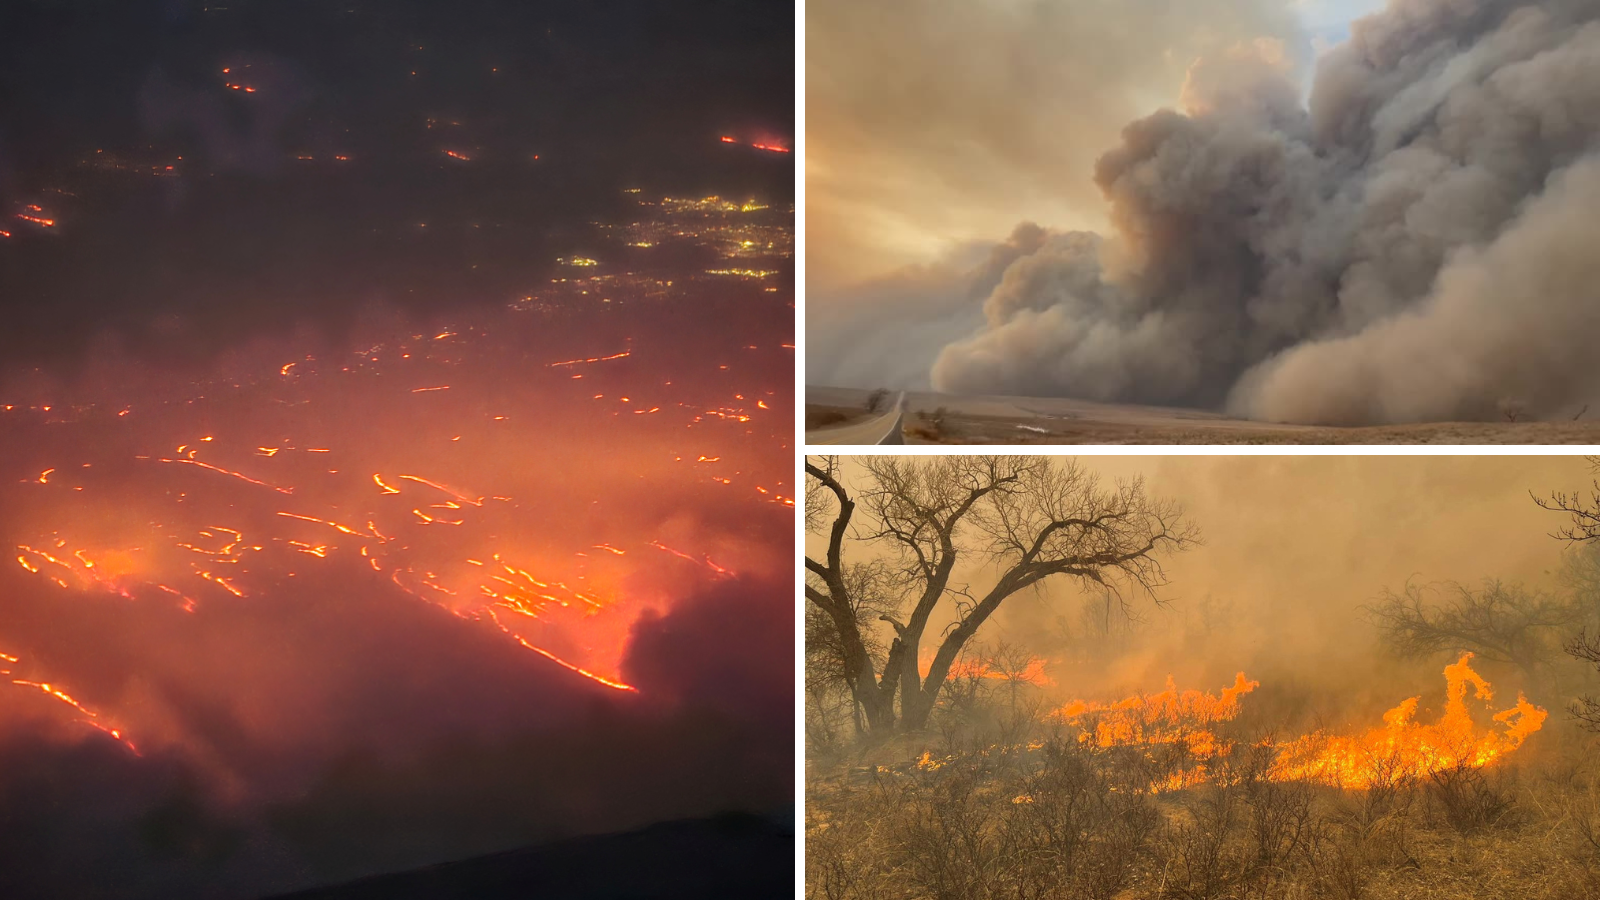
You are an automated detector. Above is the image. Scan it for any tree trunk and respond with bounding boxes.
[900,685,938,731]
[853,677,896,733]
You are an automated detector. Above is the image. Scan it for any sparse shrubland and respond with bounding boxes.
[807,680,1600,900]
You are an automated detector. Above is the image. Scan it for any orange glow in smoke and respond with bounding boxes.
[1,292,792,748]
[6,670,139,754]
[934,655,1055,687]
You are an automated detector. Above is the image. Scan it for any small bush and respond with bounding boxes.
[1161,785,1243,899]
[1427,762,1517,835]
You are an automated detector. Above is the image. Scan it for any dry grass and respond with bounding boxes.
[902,413,1600,445]
[805,385,1600,445]
[808,406,868,431]
[807,731,1600,900]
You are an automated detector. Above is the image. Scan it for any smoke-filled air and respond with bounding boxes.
[807,0,1600,425]
[806,456,1600,897]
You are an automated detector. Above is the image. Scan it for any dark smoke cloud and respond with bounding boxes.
[0,0,792,372]
[140,56,315,177]
[625,575,794,722]
[908,0,1600,424]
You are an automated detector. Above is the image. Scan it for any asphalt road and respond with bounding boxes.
[807,392,905,445]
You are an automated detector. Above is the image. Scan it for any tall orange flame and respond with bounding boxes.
[1267,653,1547,788]
[1052,654,1545,791]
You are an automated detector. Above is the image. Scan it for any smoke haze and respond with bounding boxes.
[810,0,1600,424]
[807,455,1592,715]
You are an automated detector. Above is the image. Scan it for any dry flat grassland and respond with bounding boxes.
[805,386,1600,445]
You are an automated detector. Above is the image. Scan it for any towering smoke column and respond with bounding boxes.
[932,0,1600,424]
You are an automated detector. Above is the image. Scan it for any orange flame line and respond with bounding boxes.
[548,351,630,368]
[510,638,636,692]
[156,457,293,494]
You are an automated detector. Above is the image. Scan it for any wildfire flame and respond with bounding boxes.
[1051,654,1546,791]
[717,135,791,154]
[1058,671,1257,761]
[1267,653,1548,788]
[933,655,1055,687]
[1,650,139,755]
[1,277,790,756]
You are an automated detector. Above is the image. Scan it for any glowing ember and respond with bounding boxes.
[152,455,294,494]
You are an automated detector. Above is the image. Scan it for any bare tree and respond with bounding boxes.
[805,560,902,737]
[1566,631,1600,730]
[805,455,1197,735]
[1535,456,1600,543]
[1536,457,1600,729]
[1365,579,1576,686]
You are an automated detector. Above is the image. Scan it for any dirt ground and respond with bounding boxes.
[806,386,1600,445]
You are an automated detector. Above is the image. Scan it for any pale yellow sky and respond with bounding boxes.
[805,0,1355,288]
[807,456,1590,702]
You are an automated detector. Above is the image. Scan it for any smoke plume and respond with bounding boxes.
[805,223,1050,390]
[826,0,1600,424]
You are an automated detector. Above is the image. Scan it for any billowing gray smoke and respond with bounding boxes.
[806,223,1050,390]
[931,0,1600,424]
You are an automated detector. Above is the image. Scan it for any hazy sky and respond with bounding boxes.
[806,0,1388,288]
